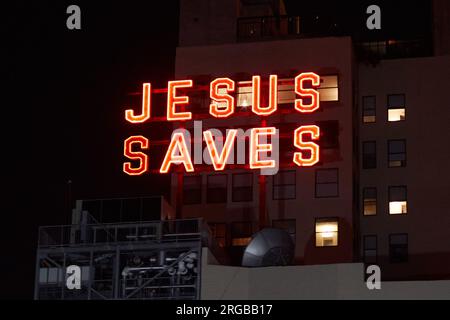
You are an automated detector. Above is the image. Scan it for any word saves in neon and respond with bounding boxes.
[123,72,321,175]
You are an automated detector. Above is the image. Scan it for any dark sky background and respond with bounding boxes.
[3,0,432,299]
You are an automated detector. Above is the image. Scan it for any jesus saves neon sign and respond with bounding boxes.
[122,72,322,176]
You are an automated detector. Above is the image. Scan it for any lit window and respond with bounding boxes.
[389,186,407,215]
[209,223,227,248]
[183,175,202,205]
[207,174,227,203]
[362,96,376,123]
[388,94,406,122]
[232,173,253,202]
[315,219,338,247]
[318,75,339,101]
[315,169,339,198]
[273,219,296,242]
[236,81,252,108]
[388,139,406,167]
[389,234,408,263]
[363,187,377,216]
[362,141,376,169]
[363,235,377,264]
[231,221,253,246]
[273,170,296,200]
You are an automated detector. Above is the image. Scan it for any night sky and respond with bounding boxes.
[3,0,431,299]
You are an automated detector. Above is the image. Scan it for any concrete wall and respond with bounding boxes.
[174,37,355,265]
[201,249,450,299]
[358,55,450,279]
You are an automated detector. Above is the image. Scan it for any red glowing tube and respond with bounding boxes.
[123,135,149,175]
[293,125,320,166]
[160,132,194,173]
[209,78,235,118]
[250,127,277,169]
[204,129,238,170]
[252,75,278,116]
[295,72,320,113]
[125,83,151,123]
[167,80,193,121]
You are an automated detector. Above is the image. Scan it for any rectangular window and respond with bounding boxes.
[273,170,296,200]
[272,219,296,242]
[236,81,252,108]
[363,235,378,264]
[388,94,406,122]
[209,223,227,248]
[183,175,202,205]
[389,233,408,263]
[231,221,253,246]
[318,75,339,102]
[363,187,377,216]
[388,139,406,167]
[315,169,339,198]
[207,174,227,203]
[315,218,338,247]
[232,173,253,202]
[362,141,377,169]
[362,96,376,123]
[389,186,407,215]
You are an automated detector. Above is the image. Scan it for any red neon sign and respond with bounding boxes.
[122,72,322,175]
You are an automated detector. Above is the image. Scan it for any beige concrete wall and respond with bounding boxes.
[201,249,450,299]
[358,55,450,279]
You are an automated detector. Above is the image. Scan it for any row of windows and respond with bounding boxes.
[363,234,408,264]
[183,169,340,204]
[362,140,406,169]
[362,94,406,123]
[209,218,338,248]
[363,186,407,216]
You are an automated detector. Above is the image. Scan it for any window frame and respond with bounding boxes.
[387,94,406,122]
[389,233,409,263]
[315,217,339,247]
[206,174,228,204]
[182,175,203,205]
[363,234,378,264]
[230,220,253,247]
[315,168,339,198]
[388,139,407,168]
[272,219,296,242]
[362,95,376,124]
[232,172,254,202]
[362,187,377,216]
[388,185,408,215]
[272,170,296,200]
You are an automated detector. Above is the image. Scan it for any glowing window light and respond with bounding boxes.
[388,108,405,121]
[315,220,338,247]
[389,201,407,214]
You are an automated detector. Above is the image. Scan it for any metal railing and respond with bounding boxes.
[38,218,204,248]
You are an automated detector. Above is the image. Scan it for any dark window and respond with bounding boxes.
[388,139,406,167]
[183,175,202,205]
[363,187,377,216]
[232,173,253,202]
[207,174,227,203]
[389,234,408,263]
[317,120,339,149]
[363,235,378,264]
[315,169,339,198]
[389,186,407,215]
[388,94,406,121]
[231,221,253,246]
[209,223,227,248]
[362,141,377,169]
[273,170,296,200]
[272,219,296,242]
[362,96,376,123]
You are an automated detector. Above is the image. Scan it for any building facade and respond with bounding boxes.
[170,0,450,280]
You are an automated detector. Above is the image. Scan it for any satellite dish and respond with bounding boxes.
[242,228,295,267]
